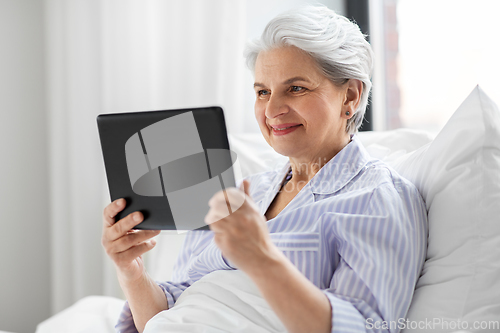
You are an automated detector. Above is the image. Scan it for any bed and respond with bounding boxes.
[36,86,500,333]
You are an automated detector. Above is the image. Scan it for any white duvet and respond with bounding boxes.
[144,270,287,333]
[36,270,286,333]
[36,270,473,333]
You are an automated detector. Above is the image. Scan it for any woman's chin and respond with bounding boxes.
[262,130,307,158]
[269,142,303,158]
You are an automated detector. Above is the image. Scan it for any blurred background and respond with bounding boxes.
[1,0,498,332]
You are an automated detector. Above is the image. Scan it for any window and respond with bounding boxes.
[372,0,500,133]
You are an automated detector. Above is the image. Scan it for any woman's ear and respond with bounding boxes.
[342,79,363,119]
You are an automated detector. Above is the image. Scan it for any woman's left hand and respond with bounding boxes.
[205,180,279,274]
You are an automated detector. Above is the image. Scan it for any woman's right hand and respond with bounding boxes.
[101,198,161,283]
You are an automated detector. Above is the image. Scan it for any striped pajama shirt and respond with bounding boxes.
[116,135,428,333]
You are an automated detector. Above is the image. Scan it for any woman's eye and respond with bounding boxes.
[290,86,304,93]
[257,90,270,97]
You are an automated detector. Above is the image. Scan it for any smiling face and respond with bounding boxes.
[253,46,353,163]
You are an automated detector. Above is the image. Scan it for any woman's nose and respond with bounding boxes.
[265,94,289,119]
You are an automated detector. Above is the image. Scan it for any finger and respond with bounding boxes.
[209,188,245,213]
[103,198,126,228]
[226,187,246,212]
[109,229,160,255]
[108,229,160,255]
[240,181,261,212]
[207,219,226,234]
[208,190,227,208]
[207,191,234,219]
[113,239,157,265]
[208,194,232,212]
[204,206,230,226]
[242,180,251,197]
[106,211,144,242]
[205,203,236,225]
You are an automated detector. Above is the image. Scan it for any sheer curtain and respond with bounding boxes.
[45,0,246,314]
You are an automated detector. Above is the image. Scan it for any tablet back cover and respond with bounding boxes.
[97,107,236,230]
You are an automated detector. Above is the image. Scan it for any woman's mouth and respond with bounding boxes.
[270,123,302,136]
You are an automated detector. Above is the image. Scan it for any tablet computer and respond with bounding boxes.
[97,106,238,230]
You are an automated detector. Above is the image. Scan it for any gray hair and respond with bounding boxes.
[244,5,374,134]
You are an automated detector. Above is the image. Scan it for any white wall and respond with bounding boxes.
[0,1,346,332]
[0,0,50,332]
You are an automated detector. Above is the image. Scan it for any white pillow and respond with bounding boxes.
[358,128,435,161]
[388,86,500,333]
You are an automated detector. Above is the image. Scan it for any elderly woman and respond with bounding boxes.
[102,5,427,333]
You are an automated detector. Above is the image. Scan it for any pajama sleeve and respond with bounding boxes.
[115,230,215,333]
